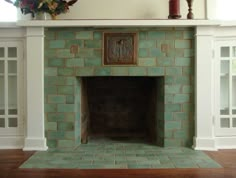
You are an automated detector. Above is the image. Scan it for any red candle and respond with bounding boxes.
[168,0,181,19]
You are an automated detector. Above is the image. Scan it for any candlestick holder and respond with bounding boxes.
[186,0,194,19]
[168,0,181,19]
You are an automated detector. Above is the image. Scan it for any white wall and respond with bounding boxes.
[58,0,206,19]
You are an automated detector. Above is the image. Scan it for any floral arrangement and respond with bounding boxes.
[5,0,78,18]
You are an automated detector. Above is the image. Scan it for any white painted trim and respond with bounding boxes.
[0,136,24,149]
[16,19,220,27]
[206,0,218,20]
[193,137,217,151]
[215,137,236,149]
[23,27,48,151]
[23,137,48,151]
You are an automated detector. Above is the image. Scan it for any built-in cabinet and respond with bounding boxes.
[215,41,236,136]
[0,40,24,148]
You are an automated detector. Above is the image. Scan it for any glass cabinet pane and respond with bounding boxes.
[8,61,17,73]
[0,48,4,58]
[0,118,5,128]
[232,76,236,110]
[233,118,236,128]
[221,118,230,128]
[0,61,4,74]
[221,76,229,115]
[8,76,17,111]
[232,47,236,57]
[8,47,17,58]
[221,47,230,57]
[0,76,4,115]
[8,118,17,127]
[221,60,229,75]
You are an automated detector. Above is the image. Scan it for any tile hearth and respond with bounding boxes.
[20,138,221,169]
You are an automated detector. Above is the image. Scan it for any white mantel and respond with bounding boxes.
[2,19,236,150]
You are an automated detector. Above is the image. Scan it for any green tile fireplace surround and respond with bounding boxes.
[44,27,195,149]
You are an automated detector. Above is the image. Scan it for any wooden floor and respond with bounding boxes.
[0,149,236,178]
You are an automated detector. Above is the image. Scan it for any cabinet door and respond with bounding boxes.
[215,41,236,136]
[0,41,23,136]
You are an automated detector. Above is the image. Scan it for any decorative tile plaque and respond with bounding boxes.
[103,32,137,65]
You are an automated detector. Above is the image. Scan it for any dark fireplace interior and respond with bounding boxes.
[80,77,164,145]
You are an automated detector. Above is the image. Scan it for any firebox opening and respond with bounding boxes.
[80,77,164,145]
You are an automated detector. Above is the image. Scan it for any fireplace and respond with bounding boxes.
[80,77,164,145]
[43,26,195,149]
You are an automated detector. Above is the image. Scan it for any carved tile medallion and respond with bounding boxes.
[103,32,137,65]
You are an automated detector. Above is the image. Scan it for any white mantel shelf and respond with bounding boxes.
[16,19,221,27]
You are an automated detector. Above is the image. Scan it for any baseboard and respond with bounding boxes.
[0,136,24,149]
[215,136,236,149]
[192,136,218,151]
[23,137,48,151]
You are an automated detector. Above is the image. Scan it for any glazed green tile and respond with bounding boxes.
[138,48,149,57]
[174,112,188,120]
[165,121,181,130]
[165,85,181,94]
[164,139,182,147]
[175,40,191,49]
[47,139,57,148]
[49,40,65,49]
[45,49,57,58]
[184,30,194,39]
[139,40,156,48]
[45,31,55,40]
[64,131,74,139]
[164,112,173,121]
[46,122,57,131]
[173,94,190,103]
[139,31,147,40]
[165,104,181,112]
[76,67,94,76]
[111,67,129,76]
[84,57,102,66]
[174,130,188,138]
[77,49,94,58]
[166,67,182,76]
[150,48,163,57]
[84,40,102,48]
[157,57,174,66]
[165,94,173,103]
[94,67,111,76]
[48,58,64,67]
[58,122,74,131]
[58,140,75,148]
[183,103,194,113]
[75,31,93,39]
[57,31,75,40]
[46,76,66,86]
[94,32,102,40]
[45,104,57,112]
[47,131,65,139]
[128,67,146,76]
[57,104,75,112]
[44,68,57,76]
[175,57,191,66]
[152,163,175,168]
[175,76,191,84]
[48,95,66,104]
[58,68,75,76]
[147,67,164,76]
[138,58,156,66]
[57,49,75,58]
[148,31,165,39]
[128,164,152,168]
[66,95,74,104]
[184,49,194,57]
[65,39,84,48]
[174,162,198,168]
[58,86,74,95]
[65,58,84,67]
[47,113,65,122]
[182,85,192,93]
[175,31,184,39]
